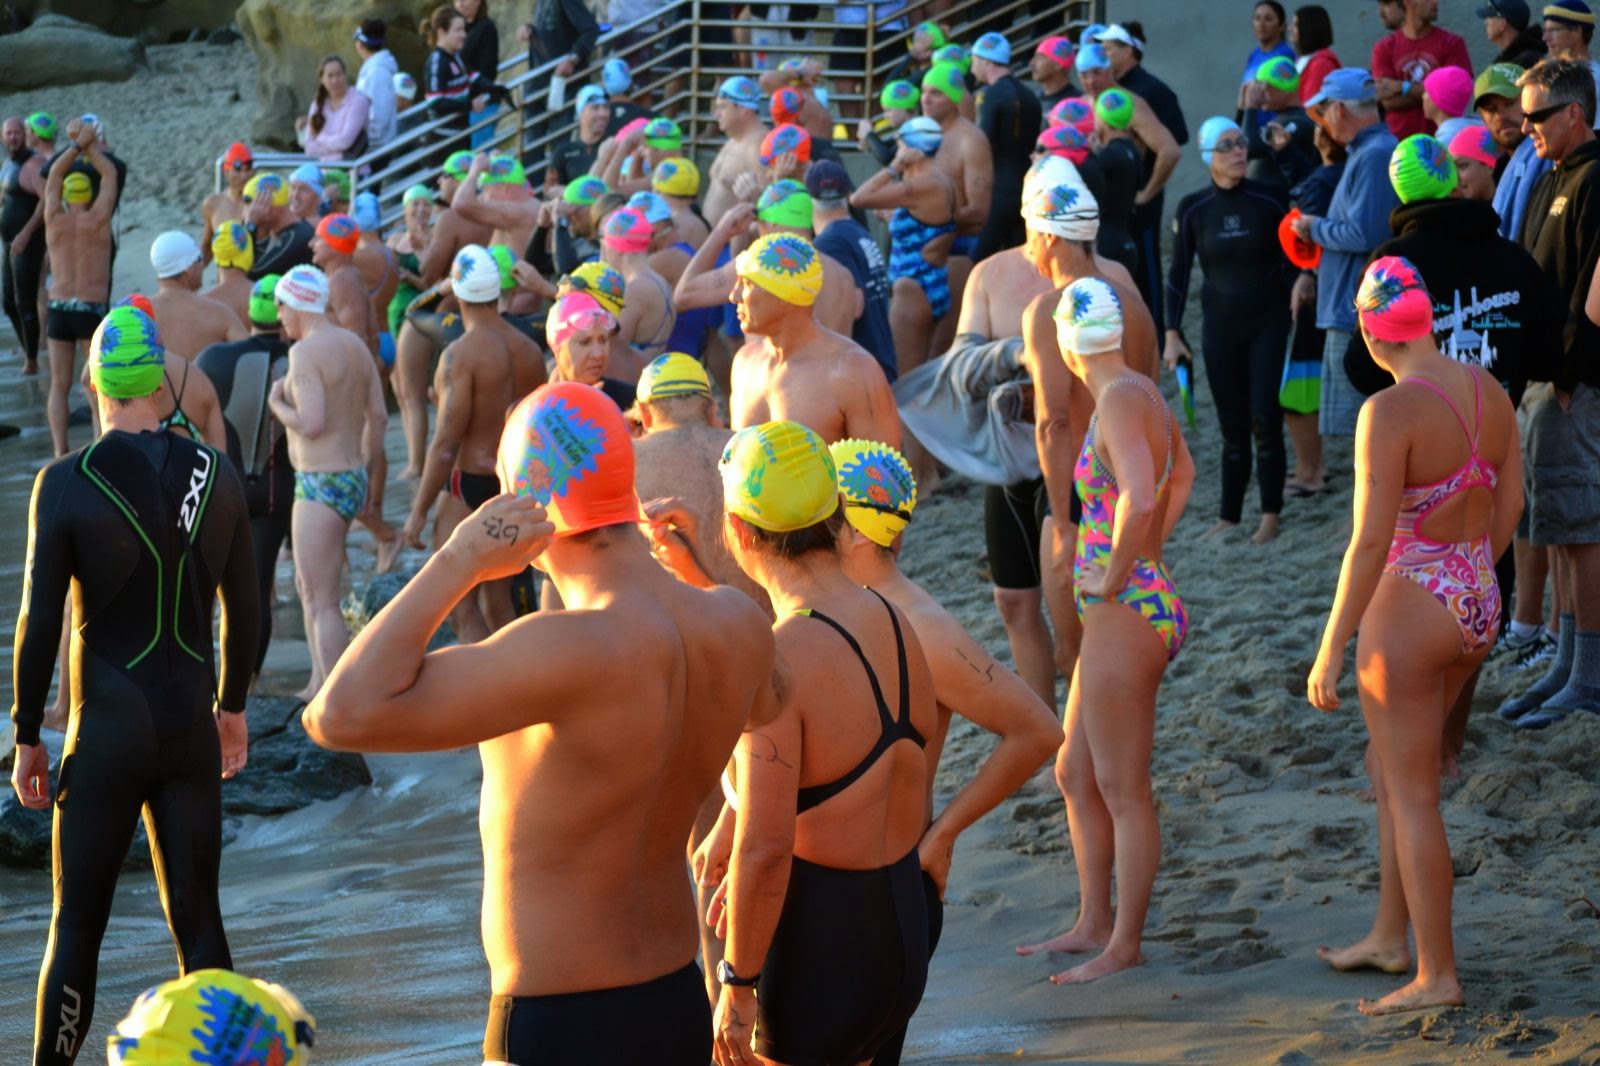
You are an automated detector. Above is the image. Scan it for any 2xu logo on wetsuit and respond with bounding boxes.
[179,449,213,533]
[56,985,82,1057]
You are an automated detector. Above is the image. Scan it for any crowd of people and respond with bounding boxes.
[3,0,1599,1061]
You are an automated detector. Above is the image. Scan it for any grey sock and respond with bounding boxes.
[1525,614,1576,700]
[1545,632,1600,712]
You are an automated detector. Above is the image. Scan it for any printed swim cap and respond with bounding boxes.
[897,115,944,156]
[89,305,165,399]
[243,173,288,207]
[602,206,654,253]
[563,174,610,205]
[720,421,839,533]
[639,352,712,402]
[761,123,812,166]
[394,71,418,99]
[223,141,253,170]
[106,968,315,1066]
[1024,153,1081,197]
[778,57,807,81]
[923,62,967,104]
[772,87,805,126]
[830,438,917,547]
[480,155,527,186]
[912,20,949,51]
[756,179,813,229]
[933,44,971,74]
[1037,124,1089,164]
[1035,35,1075,69]
[561,261,626,315]
[1388,133,1457,204]
[1022,177,1099,241]
[652,157,700,197]
[1198,115,1244,166]
[1449,124,1499,168]
[973,32,1010,65]
[25,111,56,141]
[323,169,350,202]
[1095,88,1135,130]
[62,172,93,205]
[115,293,155,319]
[880,80,920,111]
[352,191,382,233]
[643,116,683,150]
[546,291,618,353]
[1054,277,1124,356]
[249,274,281,327]
[403,183,434,205]
[1048,96,1096,133]
[1075,43,1111,72]
[1255,55,1300,94]
[315,213,360,257]
[452,243,501,304]
[213,221,255,272]
[498,381,643,537]
[736,232,823,307]
[488,244,517,291]
[1356,255,1434,343]
[603,56,633,95]
[627,189,674,225]
[276,264,330,314]
[717,75,762,109]
[443,150,475,180]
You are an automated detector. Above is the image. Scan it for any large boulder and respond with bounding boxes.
[0,14,145,90]
[23,0,241,41]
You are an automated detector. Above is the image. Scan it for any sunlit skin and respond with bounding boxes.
[1543,17,1591,61]
[554,324,612,385]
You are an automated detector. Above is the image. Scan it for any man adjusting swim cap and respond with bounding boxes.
[734,232,823,307]
[497,381,644,536]
[89,305,166,399]
[830,438,918,548]
[720,420,840,533]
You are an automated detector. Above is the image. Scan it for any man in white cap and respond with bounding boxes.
[402,245,543,641]
[266,263,391,700]
[150,230,247,358]
[971,32,1043,259]
[288,163,324,223]
[705,76,767,224]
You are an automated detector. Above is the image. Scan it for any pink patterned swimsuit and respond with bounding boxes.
[1383,373,1502,654]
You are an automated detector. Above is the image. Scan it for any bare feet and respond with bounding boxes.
[400,466,422,482]
[1250,514,1281,545]
[1017,923,1111,956]
[1357,975,1463,1016]
[20,360,39,377]
[1201,519,1238,540]
[375,531,403,575]
[1317,939,1411,974]
[1049,946,1143,984]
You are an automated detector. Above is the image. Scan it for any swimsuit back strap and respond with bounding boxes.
[1405,375,1478,455]
[865,587,922,741]
[799,606,896,734]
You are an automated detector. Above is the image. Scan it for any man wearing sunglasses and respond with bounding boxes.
[202,142,253,266]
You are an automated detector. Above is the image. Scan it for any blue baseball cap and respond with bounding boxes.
[973,32,1010,64]
[575,84,607,116]
[717,75,761,109]
[1305,67,1377,109]
[603,57,632,95]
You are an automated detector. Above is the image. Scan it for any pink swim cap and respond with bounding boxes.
[1356,255,1434,343]
[546,291,617,353]
[1037,124,1089,164]
[602,206,653,253]
[618,116,650,143]
[1422,67,1473,120]
[1048,96,1096,136]
[497,381,643,537]
[1448,124,1498,168]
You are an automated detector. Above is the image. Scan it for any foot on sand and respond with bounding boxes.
[20,360,39,377]
[1357,975,1463,1016]
[1251,514,1281,545]
[1201,519,1237,540]
[1048,947,1143,984]
[1017,923,1112,956]
[1317,939,1411,974]
[375,531,403,575]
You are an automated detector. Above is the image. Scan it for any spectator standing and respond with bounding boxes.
[1240,1,1296,123]
[423,6,496,160]
[1479,0,1548,67]
[806,161,898,383]
[298,56,372,163]
[1541,0,1600,99]
[456,0,501,148]
[602,58,655,136]
[354,19,399,151]
[520,0,600,78]
[1477,62,1550,239]
[1290,5,1340,106]
[1371,0,1473,139]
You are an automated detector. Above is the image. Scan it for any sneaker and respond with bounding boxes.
[1494,626,1545,658]
[1506,633,1556,672]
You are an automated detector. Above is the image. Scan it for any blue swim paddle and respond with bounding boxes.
[1174,355,1197,428]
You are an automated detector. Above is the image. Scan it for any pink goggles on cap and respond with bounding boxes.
[546,292,618,352]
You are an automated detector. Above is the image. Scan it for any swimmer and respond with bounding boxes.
[546,290,635,412]
[287,163,324,223]
[1017,277,1195,986]
[200,141,253,262]
[402,245,544,641]
[704,77,767,225]
[304,382,780,1066]
[266,264,392,699]
[351,192,400,374]
[312,213,380,359]
[203,220,255,324]
[418,151,494,286]
[243,173,315,280]
[729,232,898,445]
[971,33,1045,259]
[1309,257,1521,1016]
[921,61,995,352]
[601,206,676,379]
[1032,35,1081,111]
[42,120,118,456]
[807,161,898,382]
[2,115,47,372]
[454,153,540,259]
[106,968,314,1064]
[149,231,248,358]
[653,156,712,248]
[11,304,258,1066]
[758,57,837,143]
[597,116,687,196]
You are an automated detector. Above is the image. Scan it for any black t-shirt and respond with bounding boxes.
[248,219,315,281]
[1094,138,1141,243]
[549,137,601,185]
[814,216,898,382]
[600,376,637,410]
[1038,83,1079,112]
[606,100,655,138]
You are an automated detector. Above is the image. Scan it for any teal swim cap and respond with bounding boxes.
[1095,88,1135,131]
[89,306,165,398]
[403,183,434,205]
[1388,133,1457,204]
[249,274,282,327]
[880,80,920,111]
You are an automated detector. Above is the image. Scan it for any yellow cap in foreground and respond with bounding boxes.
[735,232,822,307]
[829,438,917,547]
[639,352,712,402]
[107,967,315,1064]
[721,420,839,532]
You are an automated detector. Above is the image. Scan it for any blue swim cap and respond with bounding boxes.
[1198,116,1243,166]
[718,75,761,109]
[602,57,632,95]
[352,191,381,233]
[1076,43,1111,72]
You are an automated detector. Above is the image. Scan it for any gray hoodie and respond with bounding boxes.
[357,48,399,148]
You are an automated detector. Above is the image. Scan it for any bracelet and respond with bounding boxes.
[1400,79,1411,96]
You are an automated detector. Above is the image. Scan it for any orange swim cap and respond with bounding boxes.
[315,213,360,257]
[498,381,644,537]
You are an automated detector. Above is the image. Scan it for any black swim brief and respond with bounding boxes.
[450,469,499,510]
[46,299,108,342]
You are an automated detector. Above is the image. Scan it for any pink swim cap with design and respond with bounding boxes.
[1356,255,1434,343]
[602,206,653,253]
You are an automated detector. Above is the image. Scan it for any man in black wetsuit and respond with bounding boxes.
[10,304,258,1066]
[972,33,1044,261]
[3,115,46,372]
[243,174,315,282]
[196,274,293,678]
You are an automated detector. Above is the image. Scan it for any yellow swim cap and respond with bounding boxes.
[62,172,92,205]
[735,232,822,307]
[106,967,315,1064]
[639,351,711,402]
[560,260,626,316]
[721,420,839,533]
[212,220,255,272]
[829,438,917,547]
[652,156,701,198]
[243,172,290,208]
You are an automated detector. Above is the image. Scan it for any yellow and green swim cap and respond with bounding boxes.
[830,438,917,547]
[735,232,823,307]
[652,156,700,198]
[106,967,315,1065]
[560,260,626,316]
[62,172,93,205]
[721,420,839,533]
[89,305,165,399]
[639,351,712,402]
[213,220,254,272]
[243,172,288,207]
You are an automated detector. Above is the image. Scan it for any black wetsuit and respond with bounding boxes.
[196,331,293,675]
[1119,63,1188,334]
[756,591,930,1065]
[975,74,1043,261]
[2,144,43,363]
[1093,136,1142,280]
[12,429,257,1066]
[247,219,315,282]
[1167,178,1292,523]
[548,135,602,186]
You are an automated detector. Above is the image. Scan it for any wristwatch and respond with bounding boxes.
[716,960,760,988]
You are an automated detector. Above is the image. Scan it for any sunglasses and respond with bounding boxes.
[1211,137,1248,153]
[1526,101,1573,125]
[226,160,252,171]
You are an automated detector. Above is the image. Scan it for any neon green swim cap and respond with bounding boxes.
[249,274,282,327]
[488,245,517,290]
[1256,55,1300,94]
[480,156,527,186]
[880,80,920,111]
[756,179,813,229]
[443,151,474,180]
[89,306,165,398]
[25,111,56,141]
[1388,133,1458,204]
[923,61,967,105]
[403,183,434,205]
[1095,88,1135,130]
[933,44,970,74]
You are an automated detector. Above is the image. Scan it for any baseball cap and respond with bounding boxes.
[1544,0,1594,27]
[498,382,644,537]
[1306,67,1377,109]
[1476,0,1531,28]
[150,231,202,279]
[973,32,1011,64]
[603,57,633,95]
[804,159,853,203]
[1473,62,1525,108]
[1094,23,1145,53]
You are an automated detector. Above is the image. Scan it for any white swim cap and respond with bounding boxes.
[276,264,330,314]
[451,244,501,304]
[1022,177,1099,242]
[1054,277,1123,355]
[1023,152,1080,200]
[150,230,202,279]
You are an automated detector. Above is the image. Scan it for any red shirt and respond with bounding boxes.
[1299,48,1340,105]
[1371,25,1472,138]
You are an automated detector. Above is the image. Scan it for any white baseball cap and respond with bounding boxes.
[451,244,501,304]
[1094,24,1145,53]
[276,264,330,313]
[150,231,202,279]
[394,72,417,99]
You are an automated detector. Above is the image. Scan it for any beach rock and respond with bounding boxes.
[27,0,239,42]
[0,14,144,89]
[347,567,456,649]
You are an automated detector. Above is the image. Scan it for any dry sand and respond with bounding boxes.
[2,41,1599,1064]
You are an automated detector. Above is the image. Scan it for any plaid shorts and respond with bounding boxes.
[1318,328,1364,438]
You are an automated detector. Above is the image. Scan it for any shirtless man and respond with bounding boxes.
[201,141,253,264]
[43,121,117,456]
[600,206,675,381]
[204,220,255,324]
[419,152,494,287]
[453,154,540,262]
[352,192,399,373]
[704,77,766,225]
[244,174,315,281]
[402,245,543,642]
[265,265,390,699]
[758,59,836,144]
[302,381,780,1066]
[729,232,899,445]
[149,231,248,358]
[922,61,994,347]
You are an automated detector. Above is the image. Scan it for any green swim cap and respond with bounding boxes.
[880,80,920,111]
[1095,88,1135,130]
[1388,133,1457,205]
[89,306,165,399]
[756,179,813,229]
[1256,55,1300,94]
[933,44,971,74]
[25,111,56,141]
[721,421,840,533]
[403,183,434,205]
[480,155,527,186]
[912,20,948,51]
[249,274,282,327]
[643,117,683,150]
[324,169,351,200]
[563,175,609,205]
[488,245,517,290]
[923,62,967,104]
[443,151,475,180]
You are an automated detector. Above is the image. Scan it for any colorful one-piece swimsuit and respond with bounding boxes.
[1073,376,1189,662]
[1382,373,1501,654]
